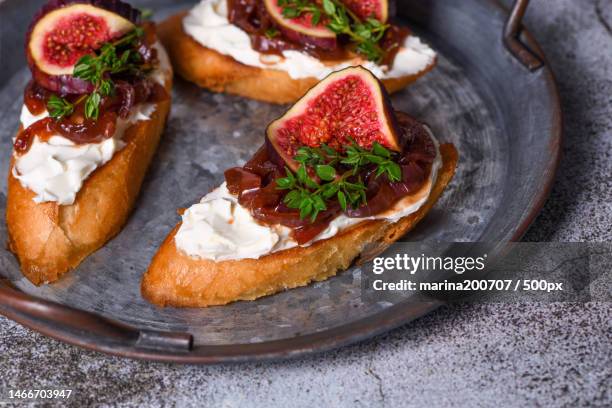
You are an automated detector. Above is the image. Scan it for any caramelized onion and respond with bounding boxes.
[14,110,119,154]
[225,117,436,244]
[24,80,52,115]
[114,81,136,119]
[225,167,262,195]
[292,221,333,244]
[240,182,283,209]
[14,118,55,154]
[19,78,165,153]
[55,111,118,144]
[379,26,411,68]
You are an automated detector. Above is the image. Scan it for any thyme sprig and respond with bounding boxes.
[277,0,389,62]
[276,141,402,221]
[47,27,145,120]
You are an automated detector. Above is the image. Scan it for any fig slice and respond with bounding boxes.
[341,0,389,22]
[267,66,402,170]
[27,0,140,92]
[263,0,337,50]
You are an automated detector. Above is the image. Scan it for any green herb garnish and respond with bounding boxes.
[275,141,401,221]
[47,27,146,120]
[277,0,389,62]
[139,8,154,20]
[279,0,323,24]
[47,94,75,118]
[265,27,280,39]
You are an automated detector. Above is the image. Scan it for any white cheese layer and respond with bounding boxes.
[175,135,441,261]
[13,42,171,205]
[183,0,436,80]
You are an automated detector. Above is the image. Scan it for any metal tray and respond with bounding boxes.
[0,0,561,363]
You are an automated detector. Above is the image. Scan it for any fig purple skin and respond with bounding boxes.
[26,0,142,94]
[30,72,95,95]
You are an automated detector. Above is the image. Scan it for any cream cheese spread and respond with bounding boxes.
[175,135,441,261]
[13,42,171,205]
[183,0,437,80]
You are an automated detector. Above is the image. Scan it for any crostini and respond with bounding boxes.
[7,0,173,285]
[158,0,437,104]
[142,66,457,307]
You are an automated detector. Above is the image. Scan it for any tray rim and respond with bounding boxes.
[0,0,562,363]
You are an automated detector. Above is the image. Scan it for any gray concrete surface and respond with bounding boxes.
[0,0,611,406]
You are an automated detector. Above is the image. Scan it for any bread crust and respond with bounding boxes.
[142,143,458,307]
[158,12,436,104]
[6,59,173,285]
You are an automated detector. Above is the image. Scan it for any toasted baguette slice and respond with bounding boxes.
[142,143,457,307]
[158,12,436,104]
[6,62,173,285]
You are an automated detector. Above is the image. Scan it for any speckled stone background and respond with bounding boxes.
[0,0,610,406]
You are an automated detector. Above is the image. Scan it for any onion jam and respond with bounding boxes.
[225,113,436,244]
[16,23,169,154]
[227,0,409,64]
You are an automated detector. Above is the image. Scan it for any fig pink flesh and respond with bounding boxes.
[342,0,388,21]
[42,13,112,68]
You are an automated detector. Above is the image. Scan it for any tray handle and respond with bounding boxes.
[503,0,543,70]
[0,282,193,353]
